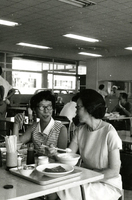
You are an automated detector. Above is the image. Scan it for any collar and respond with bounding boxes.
[38,117,54,135]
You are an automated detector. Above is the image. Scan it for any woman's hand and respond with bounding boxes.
[44,144,58,157]
[49,144,58,155]
[14,112,25,130]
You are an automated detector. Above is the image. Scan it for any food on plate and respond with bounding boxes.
[19,164,35,176]
[44,166,66,173]
[23,165,35,170]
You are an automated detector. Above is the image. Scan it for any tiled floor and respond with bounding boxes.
[124,190,132,200]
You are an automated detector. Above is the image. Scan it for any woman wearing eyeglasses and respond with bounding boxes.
[13,90,67,156]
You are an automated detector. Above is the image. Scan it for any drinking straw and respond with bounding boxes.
[5,135,17,153]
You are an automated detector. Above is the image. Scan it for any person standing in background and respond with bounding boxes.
[0,66,15,105]
[98,84,108,100]
[111,85,118,96]
[0,85,7,118]
[59,93,79,122]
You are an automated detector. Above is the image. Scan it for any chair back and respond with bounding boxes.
[53,115,71,144]
[0,121,13,142]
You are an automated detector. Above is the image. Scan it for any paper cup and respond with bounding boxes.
[37,156,49,165]
[6,152,17,168]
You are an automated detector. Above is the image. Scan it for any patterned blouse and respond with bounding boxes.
[31,118,64,154]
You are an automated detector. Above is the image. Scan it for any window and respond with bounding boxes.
[78,66,87,74]
[12,58,78,94]
[12,58,42,94]
[12,71,42,94]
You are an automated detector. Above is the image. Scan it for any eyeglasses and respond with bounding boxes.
[37,104,53,111]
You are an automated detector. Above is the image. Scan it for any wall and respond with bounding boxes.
[85,59,98,89]
[98,56,132,81]
[83,55,132,91]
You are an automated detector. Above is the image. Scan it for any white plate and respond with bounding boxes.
[36,163,74,178]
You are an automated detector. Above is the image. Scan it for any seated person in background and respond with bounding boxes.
[55,96,64,115]
[98,84,108,100]
[112,92,132,130]
[0,85,7,119]
[59,93,79,123]
[112,92,132,117]
[48,89,122,200]
[13,90,67,156]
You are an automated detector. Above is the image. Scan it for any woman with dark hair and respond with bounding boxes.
[49,89,122,200]
[13,90,67,155]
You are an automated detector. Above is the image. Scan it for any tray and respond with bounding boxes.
[9,166,82,185]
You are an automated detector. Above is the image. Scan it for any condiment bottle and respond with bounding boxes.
[17,156,22,167]
[26,143,35,165]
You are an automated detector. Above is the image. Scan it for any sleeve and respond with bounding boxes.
[71,128,78,144]
[107,124,122,152]
[7,81,13,91]
[128,103,132,113]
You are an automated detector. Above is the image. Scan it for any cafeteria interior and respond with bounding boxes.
[1,1,132,199]
[1,53,132,200]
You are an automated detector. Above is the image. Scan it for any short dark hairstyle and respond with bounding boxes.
[0,66,2,75]
[120,92,128,100]
[79,89,106,119]
[72,92,80,102]
[99,84,104,90]
[30,90,56,110]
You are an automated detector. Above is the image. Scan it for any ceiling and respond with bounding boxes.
[1,0,132,62]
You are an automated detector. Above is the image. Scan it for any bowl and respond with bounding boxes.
[56,153,80,166]
[18,164,35,176]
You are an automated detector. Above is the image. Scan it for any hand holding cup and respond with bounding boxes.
[14,112,25,130]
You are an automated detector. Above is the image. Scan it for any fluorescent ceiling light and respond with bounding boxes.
[79,52,102,57]
[64,34,99,42]
[58,0,95,8]
[0,19,19,26]
[125,47,132,51]
[17,42,52,49]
